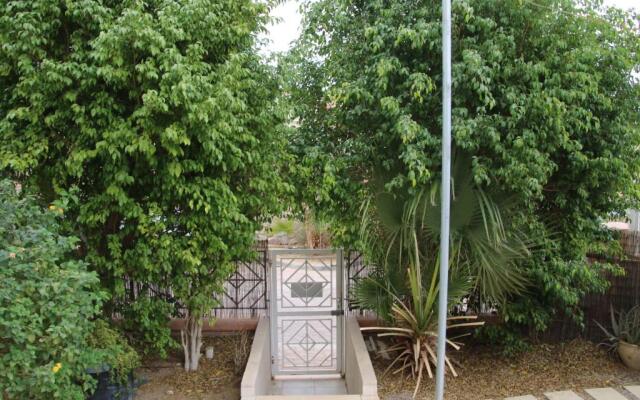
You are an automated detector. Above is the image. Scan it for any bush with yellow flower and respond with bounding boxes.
[0,180,105,399]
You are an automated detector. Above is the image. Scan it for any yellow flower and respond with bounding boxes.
[52,363,62,373]
[8,252,16,259]
[48,205,64,214]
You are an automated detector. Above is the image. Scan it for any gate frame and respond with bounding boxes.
[268,248,345,378]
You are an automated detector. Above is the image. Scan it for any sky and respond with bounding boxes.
[263,0,638,55]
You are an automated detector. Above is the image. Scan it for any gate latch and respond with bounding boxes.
[331,309,345,316]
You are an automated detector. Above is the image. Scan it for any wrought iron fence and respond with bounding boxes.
[114,236,640,341]
[217,249,268,311]
[345,250,372,310]
[115,245,377,318]
[114,240,269,318]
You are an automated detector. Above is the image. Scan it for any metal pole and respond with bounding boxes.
[435,0,452,399]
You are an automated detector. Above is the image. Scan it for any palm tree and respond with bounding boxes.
[356,155,531,315]
[354,156,533,397]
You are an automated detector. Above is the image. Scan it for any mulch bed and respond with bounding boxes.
[136,334,251,400]
[136,335,639,400]
[374,339,640,400]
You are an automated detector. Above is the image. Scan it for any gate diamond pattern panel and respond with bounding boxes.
[271,250,343,375]
[281,317,334,369]
[281,258,333,309]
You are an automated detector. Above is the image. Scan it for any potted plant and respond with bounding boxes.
[87,320,142,399]
[596,305,640,370]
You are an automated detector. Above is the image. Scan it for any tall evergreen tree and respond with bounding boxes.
[287,0,640,347]
[0,0,290,370]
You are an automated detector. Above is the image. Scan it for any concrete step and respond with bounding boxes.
[256,396,361,400]
[585,388,628,400]
[626,386,640,399]
[544,391,584,400]
[496,387,640,400]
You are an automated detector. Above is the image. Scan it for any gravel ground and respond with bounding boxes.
[136,336,639,400]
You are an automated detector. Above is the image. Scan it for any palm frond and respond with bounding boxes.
[354,153,539,397]
[361,262,485,398]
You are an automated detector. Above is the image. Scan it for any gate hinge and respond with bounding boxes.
[331,310,345,316]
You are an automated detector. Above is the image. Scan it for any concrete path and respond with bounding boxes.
[501,386,640,400]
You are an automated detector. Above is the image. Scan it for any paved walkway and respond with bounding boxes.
[503,386,640,400]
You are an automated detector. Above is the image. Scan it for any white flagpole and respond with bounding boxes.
[435,0,452,399]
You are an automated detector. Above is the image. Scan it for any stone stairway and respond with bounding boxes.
[503,386,640,400]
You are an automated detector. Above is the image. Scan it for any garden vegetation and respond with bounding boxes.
[0,0,290,378]
[287,0,640,352]
[0,180,104,398]
[1,0,639,397]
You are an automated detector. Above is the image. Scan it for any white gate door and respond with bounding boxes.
[270,249,344,376]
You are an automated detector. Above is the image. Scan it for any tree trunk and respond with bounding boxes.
[180,311,203,372]
[304,205,314,248]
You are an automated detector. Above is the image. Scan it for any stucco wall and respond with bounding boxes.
[345,316,379,400]
[241,316,271,400]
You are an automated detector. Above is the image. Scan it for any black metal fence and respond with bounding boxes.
[346,250,372,311]
[115,235,640,343]
[213,242,268,318]
[115,244,379,318]
[540,256,640,343]
[115,240,270,318]
[114,236,640,345]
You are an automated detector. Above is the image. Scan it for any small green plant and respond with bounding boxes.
[474,325,531,357]
[596,305,640,351]
[88,320,141,385]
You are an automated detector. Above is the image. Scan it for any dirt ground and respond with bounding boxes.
[136,337,640,400]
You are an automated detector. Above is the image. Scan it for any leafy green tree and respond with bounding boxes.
[0,180,104,399]
[289,0,640,346]
[0,0,290,370]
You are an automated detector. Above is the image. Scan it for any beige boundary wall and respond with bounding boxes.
[344,316,379,400]
[240,316,379,400]
[241,316,272,400]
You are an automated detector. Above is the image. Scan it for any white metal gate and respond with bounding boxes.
[270,249,344,376]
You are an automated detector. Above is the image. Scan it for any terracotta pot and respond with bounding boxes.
[618,341,640,370]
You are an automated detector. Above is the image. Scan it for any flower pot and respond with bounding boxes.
[206,346,214,359]
[618,341,640,371]
[87,365,139,400]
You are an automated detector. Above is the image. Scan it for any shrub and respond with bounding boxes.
[362,265,483,398]
[0,0,291,371]
[270,218,295,236]
[87,320,141,384]
[120,297,178,359]
[0,180,104,399]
